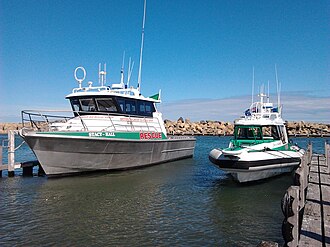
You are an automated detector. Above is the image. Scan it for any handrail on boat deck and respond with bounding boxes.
[21,110,162,133]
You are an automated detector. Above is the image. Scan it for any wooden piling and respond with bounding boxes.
[282,186,299,246]
[7,130,15,177]
[325,142,330,173]
[0,145,2,177]
[22,166,33,177]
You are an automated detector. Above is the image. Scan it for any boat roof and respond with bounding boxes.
[234,92,285,126]
[65,86,161,103]
[68,65,161,103]
[234,116,285,126]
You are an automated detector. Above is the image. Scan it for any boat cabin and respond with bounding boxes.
[67,95,156,117]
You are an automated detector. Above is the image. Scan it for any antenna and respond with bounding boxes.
[137,0,147,92]
[98,63,101,84]
[275,64,280,110]
[251,67,255,104]
[99,63,107,86]
[267,80,270,103]
[120,51,125,86]
[127,57,134,87]
[104,63,107,85]
[74,66,86,89]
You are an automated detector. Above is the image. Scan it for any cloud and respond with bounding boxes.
[160,93,330,123]
[0,103,70,123]
[1,92,329,124]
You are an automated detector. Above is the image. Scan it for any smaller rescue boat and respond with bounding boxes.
[209,89,304,183]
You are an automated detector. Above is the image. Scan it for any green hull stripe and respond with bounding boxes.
[226,140,298,152]
[36,131,167,140]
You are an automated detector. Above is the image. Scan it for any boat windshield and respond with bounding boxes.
[234,125,281,141]
[236,126,262,140]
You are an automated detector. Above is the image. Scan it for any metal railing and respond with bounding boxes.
[21,110,163,133]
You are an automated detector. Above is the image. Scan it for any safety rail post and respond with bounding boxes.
[144,117,150,132]
[129,116,135,131]
[76,112,88,131]
[107,113,116,131]
[156,117,162,132]
[8,130,15,177]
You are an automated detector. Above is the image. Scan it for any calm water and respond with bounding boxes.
[0,135,329,246]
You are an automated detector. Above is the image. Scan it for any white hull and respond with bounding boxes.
[209,148,303,183]
[224,163,297,183]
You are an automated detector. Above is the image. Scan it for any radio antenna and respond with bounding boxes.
[251,67,255,104]
[120,51,125,86]
[127,57,134,87]
[137,0,146,92]
[275,64,281,114]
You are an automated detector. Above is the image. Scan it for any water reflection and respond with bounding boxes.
[0,136,329,246]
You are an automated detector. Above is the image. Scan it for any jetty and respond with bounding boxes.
[0,130,42,177]
[282,142,330,246]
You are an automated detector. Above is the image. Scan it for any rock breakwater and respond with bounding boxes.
[165,118,330,137]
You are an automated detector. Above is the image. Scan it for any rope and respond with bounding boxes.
[14,141,26,151]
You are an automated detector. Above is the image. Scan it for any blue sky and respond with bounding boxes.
[0,0,329,123]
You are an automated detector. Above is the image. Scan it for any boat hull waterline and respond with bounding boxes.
[23,133,195,177]
[209,148,303,183]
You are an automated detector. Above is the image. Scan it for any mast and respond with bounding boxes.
[252,67,255,104]
[120,51,125,87]
[98,63,107,86]
[267,80,270,103]
[137,0,147,92]
[127,57,134,87]
[275,64,281,113]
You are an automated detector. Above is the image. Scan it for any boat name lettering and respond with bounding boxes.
[140,132,162,139]
[89,132,115,137]
[120,117,153,122]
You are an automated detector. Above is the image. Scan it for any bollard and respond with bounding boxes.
[7,130,15,177]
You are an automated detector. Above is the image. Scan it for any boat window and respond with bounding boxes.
[70,98,81,112]
[137,101,155,116]
[139,102,146,113]
[125,100,137,114]
[80,98,96,112]
[117,98,125,112]
[262,126,280,140]
[236,126,262,140]
[145,102,154,114]
[95,98,118,112]
[278,126,287,143]
[271,126,280,140]
[112,97,155,116]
